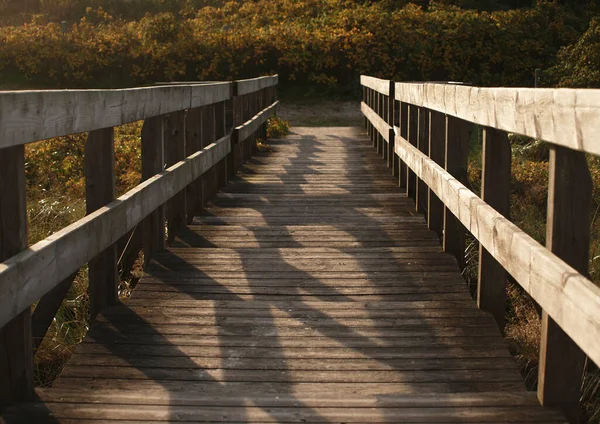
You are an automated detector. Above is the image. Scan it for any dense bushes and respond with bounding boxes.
[0,1,585,92]
[549,17,600,88]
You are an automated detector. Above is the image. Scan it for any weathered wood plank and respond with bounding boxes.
[427,109,445,237]
[360,75,390,96]
[0,136,231,329]
[236,75,279,96]
[477,127,511,330]
[85,128,118,318]
[0,145,33,407]
[0,83,231,149]
[235,100,279,144]
[141,116,166,267]
[185,107,203,224]
[361,102,390,143]
[443,116,470,270]
[416,107,429,214]
[394,132,600,367]
[164,111,187,243]
[538,146,592,422]
[395,82,600,156]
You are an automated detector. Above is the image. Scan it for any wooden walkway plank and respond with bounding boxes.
[1,127,565,423]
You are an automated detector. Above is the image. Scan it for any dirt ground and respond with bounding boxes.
[277,101,362,126]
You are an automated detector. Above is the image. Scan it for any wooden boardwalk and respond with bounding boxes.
[2,127,565,423]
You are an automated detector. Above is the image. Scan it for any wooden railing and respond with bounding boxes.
[361,75,600,423]
[0,75,278,407]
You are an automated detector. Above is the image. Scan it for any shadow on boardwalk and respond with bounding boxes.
[2,127,549,423]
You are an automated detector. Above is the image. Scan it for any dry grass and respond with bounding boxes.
[25,122,143,386]
[25,117,286,387]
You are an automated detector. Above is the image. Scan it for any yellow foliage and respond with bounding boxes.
[0,1,581,90]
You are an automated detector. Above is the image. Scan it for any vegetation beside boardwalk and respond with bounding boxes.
[0,1,598,93]
[28,116,288,387]
[3,0,600,420]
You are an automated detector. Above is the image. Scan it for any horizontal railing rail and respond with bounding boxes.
[0,75,278,408]
[360,74,600,423]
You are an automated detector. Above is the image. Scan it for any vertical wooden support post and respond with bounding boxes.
[365,88,371,138]
[85,128,118,318]
[443,116,470,270]
[382,91,388,162]
[201,105,216,204]
[378,93,384,156]
[0,146,33,408]
[428,109,445,238]
[231,84,243,173]
[415,107,429,214]
[368,89,373,143]
[538,146,591,423]
[406,105,418,199]
[387,81,396,175]
[214,101,227,189]
[399,102,408,190]
[363,85,368,130]
[142,116,165,267]
[373,92,378,149]
[186,108,203,224]
[226,83,237,180]
[164,110,187,244]
[477,127,511,330]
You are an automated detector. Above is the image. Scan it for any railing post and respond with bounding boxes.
[443,116,470,270]
[0,145,33,408]
[416,107,429,214]
[201,105,217,204]
[428,109,445,238]
[380,91,386,160]
[399,102,408,190]
[215,100,227,189]
[226,83,237,180]
[406,104,418,199]
[538,146,591,423]
[231,82,243,173]
[142,115,166,267]
[164,110,187,244]
[363,85,368,131]
[387,81,396,175]
[371,90,377,149]
[477,127,511,330]
[186,107,203,224]
[85,127,118,318]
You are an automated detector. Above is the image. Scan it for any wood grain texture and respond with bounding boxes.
[236,75,279,96]
[416,107,429,215]
[538,146,592,422]
[85,128,118,318]
[0,83,231,149]
[165,111,187,244]
[427,109,445,237]
[0,146,33,407]
[393,131,600,368]
[394,81,600,155]
[477,127,511,330]
[361,102,390,143]
[443,116,470,270]
[185,107,204,224]
[0,136,230,329]
[235,100,279,144]
[360,75,390,96]
[141,116,166,267]
[1,127,564,423]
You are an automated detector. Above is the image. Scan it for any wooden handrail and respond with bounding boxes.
[395,82,600,155]
[0,75,278,407]
[360,75,599,423]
